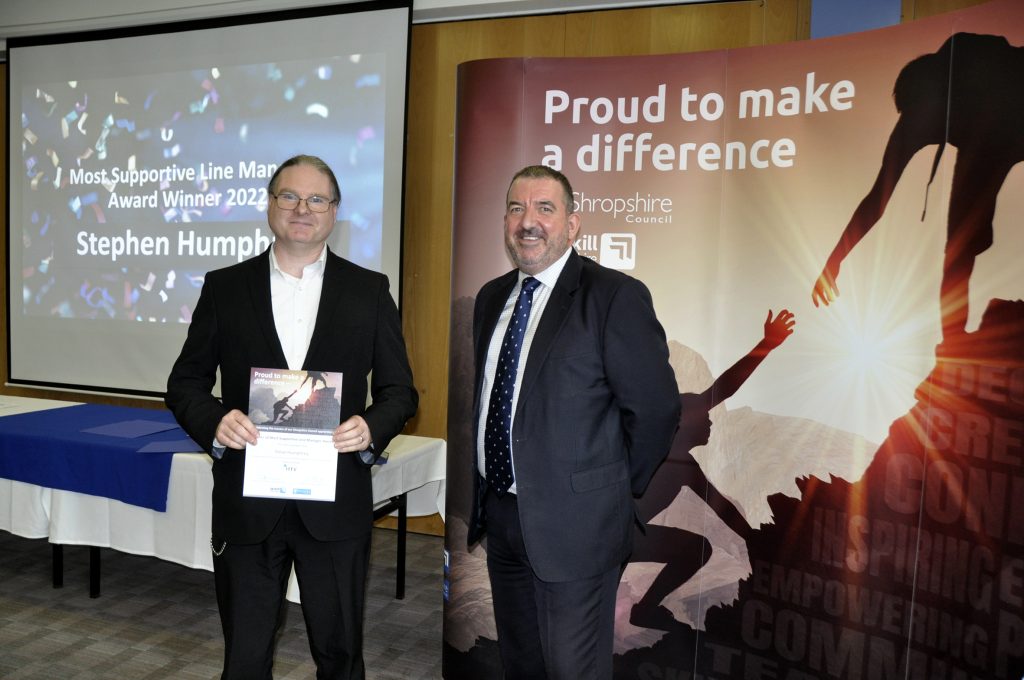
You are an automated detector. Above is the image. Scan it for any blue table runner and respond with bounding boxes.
[0,404,199,512]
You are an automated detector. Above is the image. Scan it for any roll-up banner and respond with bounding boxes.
[445,1,1024,677]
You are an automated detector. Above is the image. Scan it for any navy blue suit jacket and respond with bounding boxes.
[469,250,679,582]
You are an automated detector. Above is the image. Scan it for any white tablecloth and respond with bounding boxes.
[0,395,446,600]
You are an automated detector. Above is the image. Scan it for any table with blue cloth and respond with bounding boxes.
[0,403,195,512]
[0,400,199,597]
[0,396,447,601]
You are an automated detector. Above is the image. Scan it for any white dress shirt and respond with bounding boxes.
[270,244,327,370]
[476,247,572,494]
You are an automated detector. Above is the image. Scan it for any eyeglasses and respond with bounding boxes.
[271,192,336,213]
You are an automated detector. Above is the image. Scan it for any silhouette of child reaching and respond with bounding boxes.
[630,308,795,631]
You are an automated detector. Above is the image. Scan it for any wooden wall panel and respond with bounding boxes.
[559,2,808,59]
[902,0,991,21]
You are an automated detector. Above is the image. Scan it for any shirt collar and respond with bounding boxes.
[270,244,327,281]
[520,246,572,290]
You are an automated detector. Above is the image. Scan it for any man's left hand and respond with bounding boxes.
[332,415,371,452]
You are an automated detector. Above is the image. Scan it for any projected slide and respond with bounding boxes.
[7,3,410,395]
[22,55,385,321]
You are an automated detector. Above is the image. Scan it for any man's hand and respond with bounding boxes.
[332,415,371,453]
[216,409,259,449]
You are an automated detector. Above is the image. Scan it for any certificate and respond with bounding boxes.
[242,427,338,501]
[242,368,343,501]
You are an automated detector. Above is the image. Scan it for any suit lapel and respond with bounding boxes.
[248,249,288,368]
[475,271,518,386]
[518,250,582,403]
[303,250,343,369]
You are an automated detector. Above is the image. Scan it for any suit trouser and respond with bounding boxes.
[213,500,371,680]
[484,488,620,680]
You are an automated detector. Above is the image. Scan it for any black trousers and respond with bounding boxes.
[484,488,620,680]
[213,500,371,680]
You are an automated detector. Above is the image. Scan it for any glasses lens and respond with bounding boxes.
[306,197,331,213]
[275,194,332,212]
[275,194,298,210]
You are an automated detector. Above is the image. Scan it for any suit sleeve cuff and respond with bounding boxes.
[357,442,388,466]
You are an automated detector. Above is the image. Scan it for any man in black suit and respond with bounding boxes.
[166,154,417,680]
[468,165,680,679]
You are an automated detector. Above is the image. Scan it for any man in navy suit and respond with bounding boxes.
[166,155,417,680]
[468,165,680,679]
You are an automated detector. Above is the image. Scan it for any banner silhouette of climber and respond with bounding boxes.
[812,33,1024,347]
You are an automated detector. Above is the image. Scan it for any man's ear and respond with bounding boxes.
[568,212,582,242]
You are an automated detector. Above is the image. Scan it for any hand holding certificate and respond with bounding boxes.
[242,368,343,502]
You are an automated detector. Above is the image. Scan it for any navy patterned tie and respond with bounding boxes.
[484,277,541,495]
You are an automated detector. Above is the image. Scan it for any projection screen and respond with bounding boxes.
[6,0,411,396]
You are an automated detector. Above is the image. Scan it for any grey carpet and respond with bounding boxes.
[0,528,444,679]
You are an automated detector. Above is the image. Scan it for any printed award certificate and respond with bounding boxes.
[242,368,342,501]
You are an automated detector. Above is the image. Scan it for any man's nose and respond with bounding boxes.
[522,205,540,226]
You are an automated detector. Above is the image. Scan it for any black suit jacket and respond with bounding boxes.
[166,247,417,544]
[468,250,679,582]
